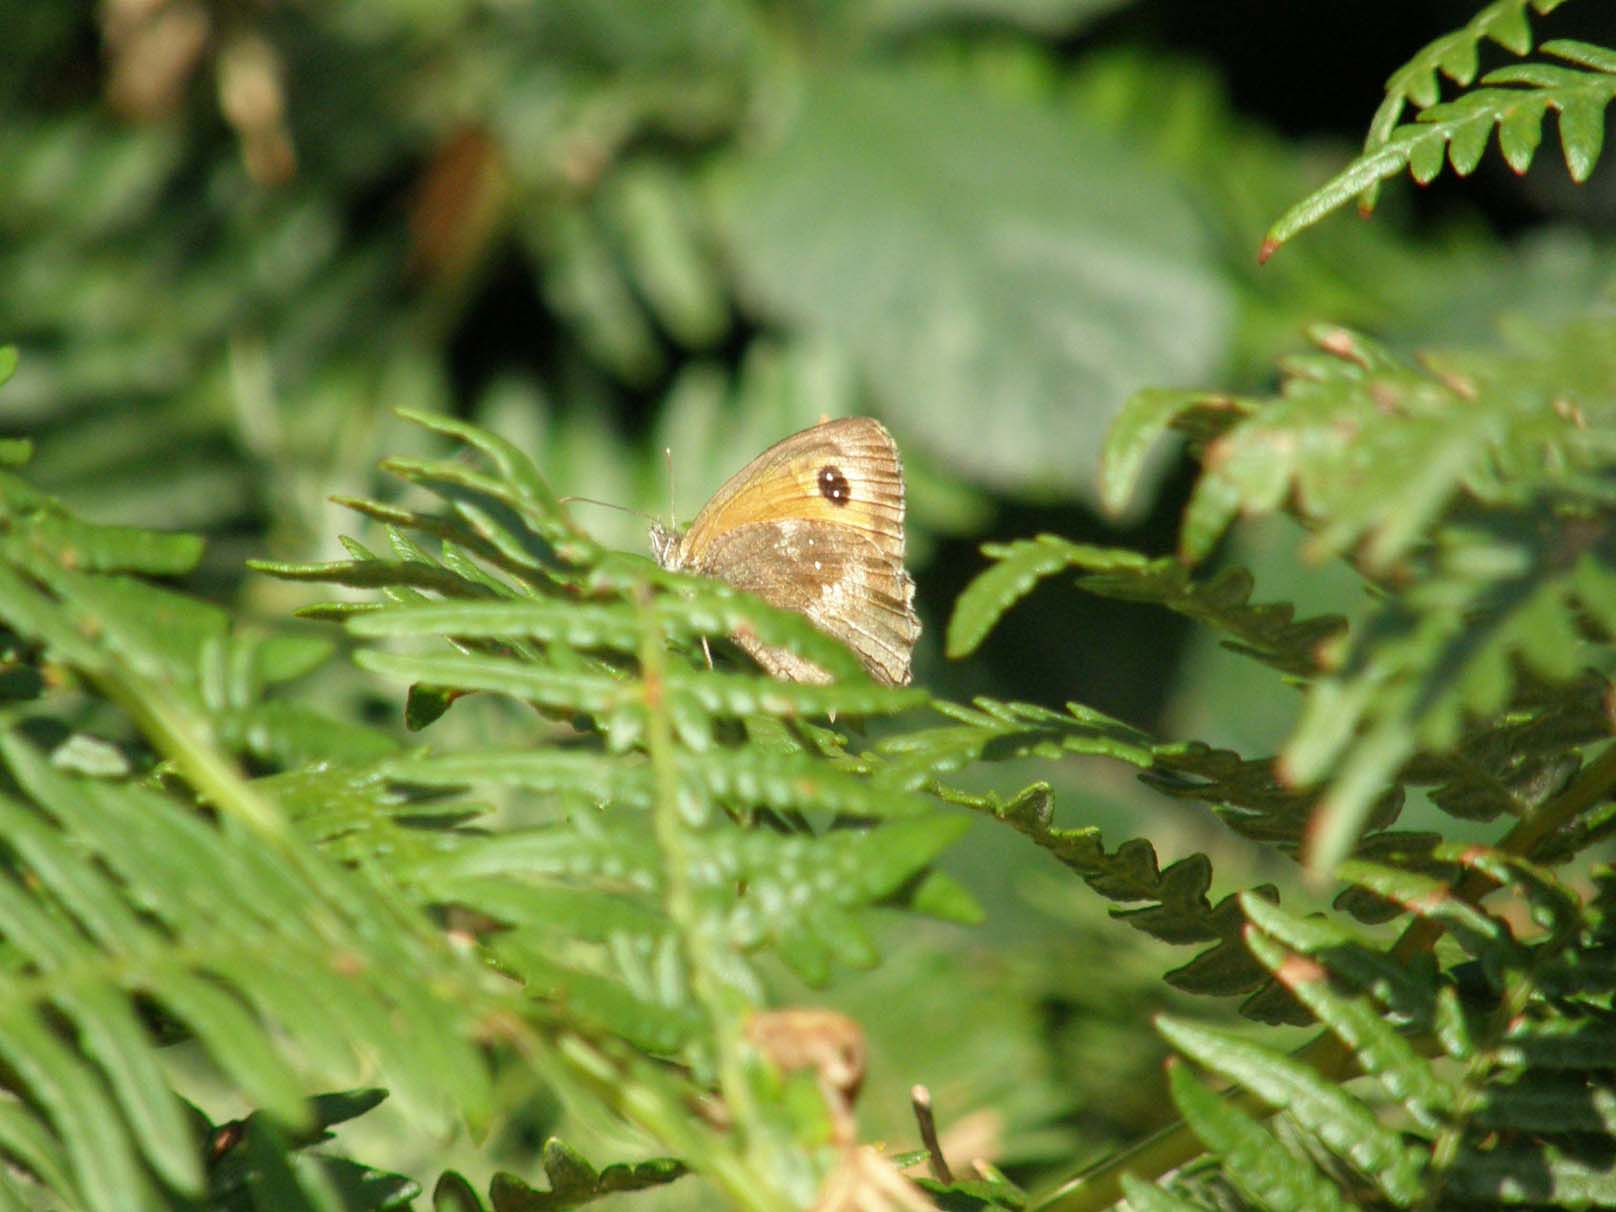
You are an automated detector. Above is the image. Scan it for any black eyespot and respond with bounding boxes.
[817,465,851,505]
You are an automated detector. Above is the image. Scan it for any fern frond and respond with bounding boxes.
[948,536,1344,676]
[1117,1172,1210,1212]
[1161,1015,1426,1206]
[0,389,962,1211]
[1097,322,1616,871]
[1164,1059,1355,1212]
[253,410,966,1209]
[483,1138,688,1211]
[1289,501,1616,870]
[1262,0,1600,255]
[1111,841,1616,1212]
[872,697,1153,789]
[906,772,1288,1017]
[0,715,498,1209]
[200,1090,419,1212]
[0,438,651,1209]
[864,699,1296,1004]
[1107,325,1616,568]
[1371,0,1563,123]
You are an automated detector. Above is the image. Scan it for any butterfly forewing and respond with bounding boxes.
[678,418,906,556]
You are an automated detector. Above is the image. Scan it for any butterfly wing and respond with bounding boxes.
[679,417,906,554]
[686,518,919,685]
[663,417,920,686]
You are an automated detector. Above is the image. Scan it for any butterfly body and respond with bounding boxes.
[650,417,920,686]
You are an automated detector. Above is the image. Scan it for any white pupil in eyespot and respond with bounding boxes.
[818,466,850,504]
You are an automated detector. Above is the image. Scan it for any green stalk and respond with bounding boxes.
[635,590,785,1212]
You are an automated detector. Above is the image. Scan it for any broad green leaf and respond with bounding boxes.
[860,0,1130,40]
[601,158,728,349]
[716,66,1230,500]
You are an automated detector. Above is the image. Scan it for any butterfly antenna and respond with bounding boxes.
[663,446,677,528]
[557,496,659,524]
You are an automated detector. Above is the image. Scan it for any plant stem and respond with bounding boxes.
[636,590,782,1212]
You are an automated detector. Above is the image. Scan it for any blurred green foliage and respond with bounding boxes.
[4,0,1616,1210]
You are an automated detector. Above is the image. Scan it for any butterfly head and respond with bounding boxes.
[648,521,683,570]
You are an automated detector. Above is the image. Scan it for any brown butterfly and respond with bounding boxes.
[650,417,921,686]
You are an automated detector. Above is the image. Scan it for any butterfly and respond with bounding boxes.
[650,417,921,686]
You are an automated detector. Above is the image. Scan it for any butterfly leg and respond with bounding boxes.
[701,635,714,671]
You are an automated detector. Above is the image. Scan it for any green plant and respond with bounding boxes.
[973,316,1616,1209]
[1263,0,1605,256]
[6,1,1616,1211]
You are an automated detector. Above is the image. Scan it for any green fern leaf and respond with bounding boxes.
[1335,860,1511,960]
[379,749,653,808]
[714,814,971,982]
[1147,742,1402,850]
[1166,1060,1353,1212]
[941,779,1281,1008]
[492,942,705,1053]
[946,536,1121,658]
[1497,1014,1616,1071]
[433,1170,485,1212]
[1099,388,1254,518]
[1238,887,1439,1011]
[874,698,1152,790]
[1117,1173,1208,1212]
[1101,321,1616,870]
[1268,0,1581,246]
[259,554,505,599]
[487,1139,686,1210]
[1443,1142,1616,1206]
[1473,1076,1616,1134]
[948,537,1342,676]
[208,1102,421,1212]
[1242,914,1451,1127]
[351,598,645,651]
[406,818,662,891]
[1161,1016,1425,1206]
[0,472,203,575]
[0,1004,153,1210]
[0,1098,74,1202]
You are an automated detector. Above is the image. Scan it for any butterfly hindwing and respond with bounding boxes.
[685,517,918,685]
